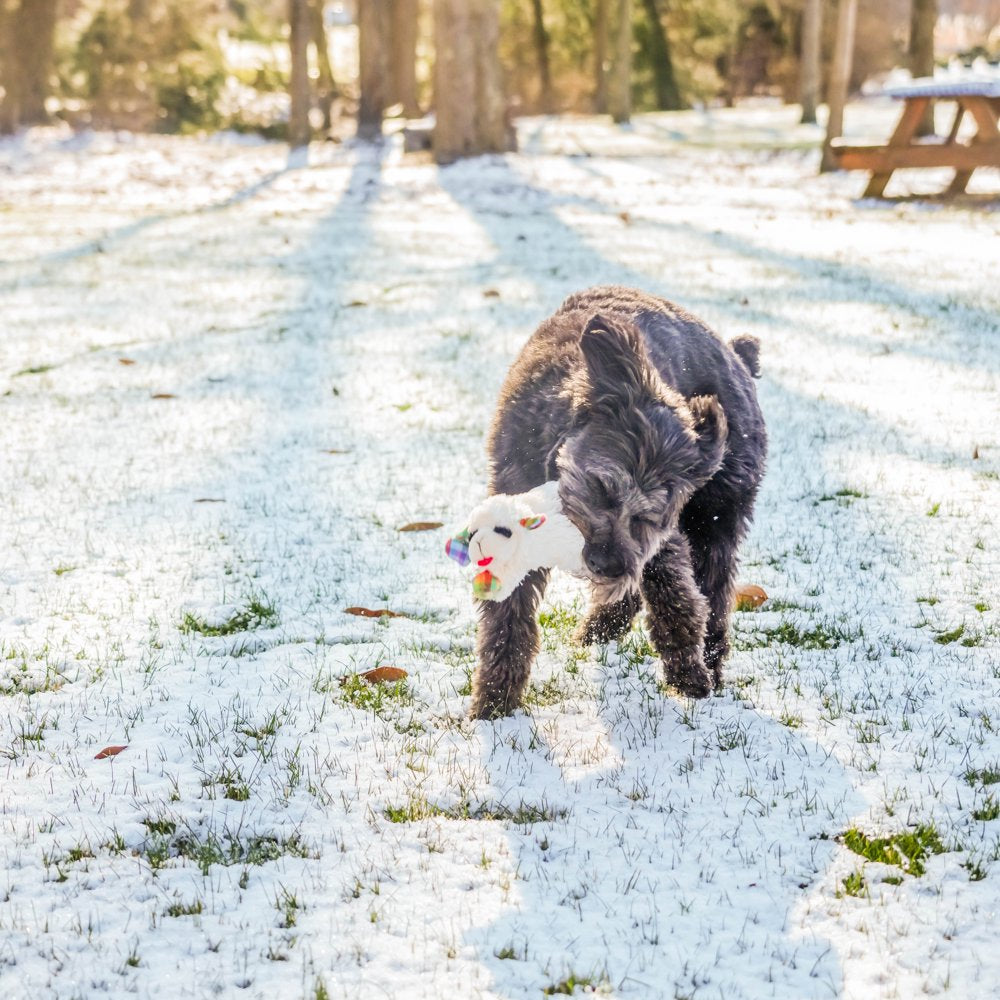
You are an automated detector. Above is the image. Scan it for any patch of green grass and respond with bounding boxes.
[974,601,991,613]
[180,596,278,637]
[817,488,868,506]
[963,858,988,881]
[140,829,316,875]
[495,945,519,960]
[972,796,1000,822]
[841,824,949,877]
[932,624,981,647]
[524,675,574,708]
[926,502,941,517]
[881,874,904,886]
[276,885,301,928]
[52,564,77,576]
[543,973,609,995]
[164,898,204,917]
[838,870,868,898]
[143,817,177,836]
[0,644,68,695]
[964,765,1000,787]
[14,363,55,376]
[338,675,413,713]
[734,619,858,652]
[916,596,940,606]
[384,796,566,825]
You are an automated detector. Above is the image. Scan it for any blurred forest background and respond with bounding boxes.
[1,0,999,147]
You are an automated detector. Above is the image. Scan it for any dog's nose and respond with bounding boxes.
[584,545,625,579]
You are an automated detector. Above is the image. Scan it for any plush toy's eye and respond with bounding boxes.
[493,526,513,538]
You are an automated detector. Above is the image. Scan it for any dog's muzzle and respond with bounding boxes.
[583,543,625,580]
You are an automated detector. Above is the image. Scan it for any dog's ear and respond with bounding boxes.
[578,314,660,410]
[688,395,728,481]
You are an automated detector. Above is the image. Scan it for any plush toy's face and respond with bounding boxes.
[445,498,546,600]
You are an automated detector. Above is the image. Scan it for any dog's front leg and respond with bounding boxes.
[640,533,712,698]
[470,568,550,719]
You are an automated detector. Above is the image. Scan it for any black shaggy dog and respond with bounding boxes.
[471,285,767,719]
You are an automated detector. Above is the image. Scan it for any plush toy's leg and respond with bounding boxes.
[577,590,641,645]
[470,568,550,720]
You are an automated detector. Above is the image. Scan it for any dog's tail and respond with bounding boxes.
[729,335,761,378]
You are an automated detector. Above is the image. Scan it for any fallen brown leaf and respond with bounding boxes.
[341,666,409,686]
[343,606,409,619]
[346,300,367,308]
[321,448,350,455]
[194,498,225,503]
[151,393,176,400]
[94,745,128,760]
[734,584,768,611]
[483,288,501,298]
[398,521,444,532]
[118,358,136,366]
[619,211,632,225]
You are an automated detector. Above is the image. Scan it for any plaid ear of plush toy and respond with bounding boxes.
[445,530,471,567]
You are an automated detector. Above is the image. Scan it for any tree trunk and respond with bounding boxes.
[909,0,937,134]
[608,0,631,124]
[638,0,680,111]
[310,0,337,130]
[800,0,822,124]
[530,0,554,113]
[288,0,311,147]
[358,0,389,139]
[389,0,420,117]
[433,0,509,162]
[0,0,58,133]
[821,0,857,171]
[594,0,609,113]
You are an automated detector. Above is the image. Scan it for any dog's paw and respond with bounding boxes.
[576,593,641,646]
[661,646,712,699]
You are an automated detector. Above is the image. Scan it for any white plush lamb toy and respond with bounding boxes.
[445,481,586,601]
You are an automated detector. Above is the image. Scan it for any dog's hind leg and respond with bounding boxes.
[640,534,712,698]
[683,505,744,688]
[577,590,642,645]
[470,568,550,719]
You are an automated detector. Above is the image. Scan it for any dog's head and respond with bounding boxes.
[555,313,728,603]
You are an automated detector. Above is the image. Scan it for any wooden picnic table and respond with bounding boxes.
[830,78,1000,197]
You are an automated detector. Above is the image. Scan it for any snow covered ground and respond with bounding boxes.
[0,103,998,999]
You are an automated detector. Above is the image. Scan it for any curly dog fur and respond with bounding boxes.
[470,285,767,719]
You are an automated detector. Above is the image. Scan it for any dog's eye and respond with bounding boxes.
[493,526,513,538]
[629,515,652,538]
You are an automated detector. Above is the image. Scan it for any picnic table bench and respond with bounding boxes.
[830,78,1000,197]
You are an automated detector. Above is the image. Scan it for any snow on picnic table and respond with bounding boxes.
[0,104,998,1000]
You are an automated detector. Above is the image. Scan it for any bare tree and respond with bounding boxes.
[608,0,632,124]
[432,0,509,162]
[310,0,338,130]
[389,0,420,118]
[530,0,554,112]
[358,0,390,139]
[639,0,680,111]
[909,0,937,134]
[0,0,58,134]
[821,0,857,172]
[288,0,311,147]
[800,0,822,124]
[594,0,610,113]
